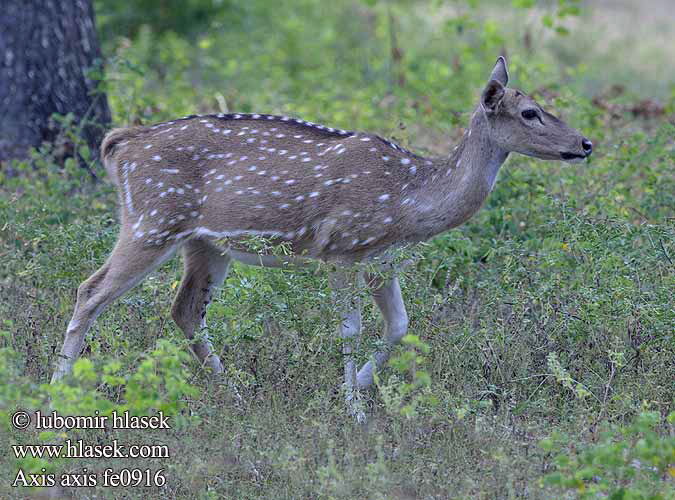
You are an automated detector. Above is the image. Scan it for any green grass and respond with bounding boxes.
[1,1,674,498]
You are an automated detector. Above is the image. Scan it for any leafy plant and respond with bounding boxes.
[376,334,437,419]
[541,411,675,498]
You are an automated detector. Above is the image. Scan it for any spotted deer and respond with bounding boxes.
[51,57,592,414]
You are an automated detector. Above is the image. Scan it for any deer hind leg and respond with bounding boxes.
[171,238,231,373]
[330,269,366,421]
[356,273,409,389]
[52,234,178,383]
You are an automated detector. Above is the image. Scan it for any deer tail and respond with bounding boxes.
[99,127,143,186]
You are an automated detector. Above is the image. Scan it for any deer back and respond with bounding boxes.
[101,113,436,261]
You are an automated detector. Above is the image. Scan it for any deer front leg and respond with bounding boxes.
[356,273,409,389]
[171,239,231,373]
[330,269,365,422]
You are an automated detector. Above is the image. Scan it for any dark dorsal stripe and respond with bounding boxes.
[145,113,421,156]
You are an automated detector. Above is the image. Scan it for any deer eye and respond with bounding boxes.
[521,109,538,120]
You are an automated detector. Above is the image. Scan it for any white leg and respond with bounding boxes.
[356,273,409,389]
[330,269,366,422]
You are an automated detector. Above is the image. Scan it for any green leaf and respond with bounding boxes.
[73,358,96,383]
[80,145,91,162]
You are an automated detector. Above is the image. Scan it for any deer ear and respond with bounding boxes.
[488,56,509,87]
[481,79,505,114]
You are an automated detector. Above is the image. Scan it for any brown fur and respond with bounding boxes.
[100,127,144,186]
[105,114,437,261]
[100,59,589,264]
[51,57,592,386]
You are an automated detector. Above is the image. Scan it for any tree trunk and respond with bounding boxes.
[0,0,111,164]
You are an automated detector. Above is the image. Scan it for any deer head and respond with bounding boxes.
[479,57,593,163]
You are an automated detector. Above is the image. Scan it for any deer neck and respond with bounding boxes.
[409,109,508,239]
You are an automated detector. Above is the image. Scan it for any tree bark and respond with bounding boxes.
[0,0,111,164]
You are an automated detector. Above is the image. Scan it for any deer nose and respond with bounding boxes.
[582,138,593,155]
